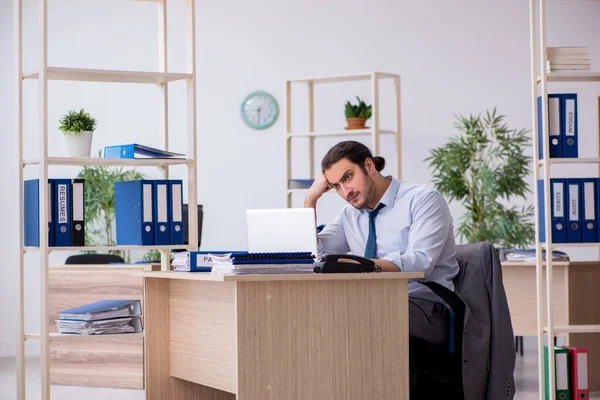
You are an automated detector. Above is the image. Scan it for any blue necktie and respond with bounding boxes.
[364,203,385,259]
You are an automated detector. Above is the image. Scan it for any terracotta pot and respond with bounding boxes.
[346,117,367,130]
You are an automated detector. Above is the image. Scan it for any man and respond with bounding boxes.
[304,140,459,345]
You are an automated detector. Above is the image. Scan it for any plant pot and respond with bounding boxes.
[65,131,93,157]
[345,117,368,130]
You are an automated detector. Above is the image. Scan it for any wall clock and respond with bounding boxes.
[240,91,279,129]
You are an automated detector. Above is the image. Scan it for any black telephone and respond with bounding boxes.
[313,254,380,273]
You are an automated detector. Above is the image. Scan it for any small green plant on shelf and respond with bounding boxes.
[59,108,98,157]
[78,151,145,262]
[425,107,535,250]
[344,96,372,130]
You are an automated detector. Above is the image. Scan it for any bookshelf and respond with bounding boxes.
[14,0,198,399]
[284,72,402,207]
[529,1,600,399]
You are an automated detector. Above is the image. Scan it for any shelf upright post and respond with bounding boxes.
[371,73,380,157]
[158,0,170,268]
[285,80,292,208]
[308,82,315,181]
[394,75,402,180]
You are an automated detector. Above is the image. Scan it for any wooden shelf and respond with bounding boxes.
[25,332,145,341]
[24,245,193,253]
[22,67,193,84]
[288,72,397,84]
[539,157,600,165]
[23,157,193,167]
[289,129,395,138]
[544,325,600,334]
[537,72,600,83]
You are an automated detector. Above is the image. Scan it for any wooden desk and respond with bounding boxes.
[502,261,600,390]
[134,271,422,400]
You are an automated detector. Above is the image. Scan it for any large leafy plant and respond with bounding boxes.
[59,108,97,136]
[77,151,144,261]
[345,96,372,119]
[425,108,535,249]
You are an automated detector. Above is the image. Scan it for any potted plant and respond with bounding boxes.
[344,96,372,130]
[424,107,535,249]
[59,108,97,157]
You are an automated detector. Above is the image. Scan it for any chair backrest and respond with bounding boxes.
[65,254,125,265]
[454,242,516,400]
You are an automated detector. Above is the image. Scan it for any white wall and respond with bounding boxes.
[0,0,599,358]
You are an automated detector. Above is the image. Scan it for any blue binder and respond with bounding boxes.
[168,180,184,245]
[153,180,170,245]
[582,178,597,243]
[537,94,562,159]
[562,93,578,158]
[24,179,55,247]
[103,144,185,159]
[539,179,568,243]
[115,180,155,246]
[54,179,72,247]
[566,178,582,243]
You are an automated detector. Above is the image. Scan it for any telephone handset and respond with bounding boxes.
[313,254,381,273]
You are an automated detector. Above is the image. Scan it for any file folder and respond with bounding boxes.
[562,346,589,400]
[562,93,578,158]
[581,179,597,243]
[70,178,85,246]
[103,143,185,159]
[538,179,567,243]
[169,180,184,245]
[538,94,562,159]
[153,180,170,246]
[566,178,582,243]
[115,180,155,246]
[24,179,55,247]
[544,346,570,400]
[54,179,72,247]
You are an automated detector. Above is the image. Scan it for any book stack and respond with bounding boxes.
[56,299,143,335]
[546,46,591,73]
[210,252,315,275]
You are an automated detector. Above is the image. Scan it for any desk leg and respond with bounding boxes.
[236,279,409,400]
[144,278,235,400]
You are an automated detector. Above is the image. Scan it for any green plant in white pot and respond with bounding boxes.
[59,108,97,157]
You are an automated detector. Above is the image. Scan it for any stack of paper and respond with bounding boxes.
[499,248,569,263]
[211,252,315,275]
[546,47,591,72]
[171,250,245,272]
[56,299,143,335]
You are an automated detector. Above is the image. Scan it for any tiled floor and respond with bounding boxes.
[1,339,598,399]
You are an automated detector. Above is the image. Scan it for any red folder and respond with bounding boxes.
[562,346,589,400]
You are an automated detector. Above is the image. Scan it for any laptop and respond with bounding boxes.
[246,208,318,256]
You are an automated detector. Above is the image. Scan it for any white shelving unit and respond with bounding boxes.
[529,1,600,399]
[284,72,402,207]
[14,1,198,399]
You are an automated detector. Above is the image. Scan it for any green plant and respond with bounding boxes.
[424,107,535,249]
[77,151,144,261]
[344,96,372,119]
[59,108,97,136]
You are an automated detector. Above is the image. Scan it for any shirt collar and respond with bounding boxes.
[361,176,399,213]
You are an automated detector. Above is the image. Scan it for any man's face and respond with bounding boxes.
[324,158,377,210]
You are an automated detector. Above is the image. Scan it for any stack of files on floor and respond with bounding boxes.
[171,250,245,272]
[56,299,143,335]
[544,345,589,400]
[211,252,315,275]
[537,93,578,159]
[115,179,184,246]
[538,178,600,243]
[24,178,85,247]
[498,248,569,263]
[546,46,591,73]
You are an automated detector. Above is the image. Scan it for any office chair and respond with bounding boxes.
[65,254,125,264]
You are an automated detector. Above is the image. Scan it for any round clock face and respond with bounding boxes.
[240,91,279,129]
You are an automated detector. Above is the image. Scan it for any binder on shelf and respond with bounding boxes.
[24,179,55,247]
[538,179,567,243]
[58,299,142,321]
[566,178,582,243]
[168,180,184,245]
[561,93,578,158]
[54,179,72,247]
[153,180,170,246]
[581,179,597,243]
[562,346,589,400]
[288,179,315,189]
[537,94,562,159]
[70,178,85,246]
[115,180,155,246]
[544,345,570,400]
[172,251,240,272]
[103,143,185,159]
